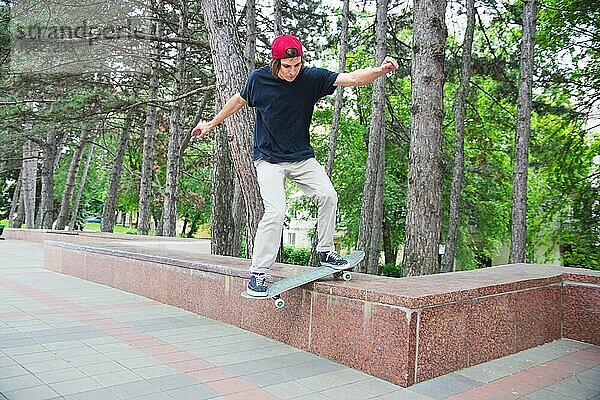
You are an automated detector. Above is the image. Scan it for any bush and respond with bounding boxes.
[379,263,403,277]
[283,245,311,266]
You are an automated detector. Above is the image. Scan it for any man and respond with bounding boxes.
[192,34,398,297]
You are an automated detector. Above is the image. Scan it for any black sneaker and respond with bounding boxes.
[319,251,351,270]
[247,273,268,297]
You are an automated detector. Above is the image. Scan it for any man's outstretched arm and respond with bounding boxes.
[191,93,247,139]
[334,56,399,87]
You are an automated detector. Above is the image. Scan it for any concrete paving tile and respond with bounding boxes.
[0,355,16,367]
[234,369,292,387]
[319,382,374,400]
[3,384,60,400]
[22,358,73,373]
[305,360,346,376]
[116,356,163,370]
[91,370,143,387]
[576,366,600,380]
[147,374,199,391]
[347,377,401,398]
[296,374,346,391]
[0,374,45,392]
[107,380,162,399]
[43,340,87,351]
[321,368,372,384]
[494,352,538,370]
[12,350,62,364]
[372,389,436,399]
[164,383,220,400]
[0,337,39,348]
[64,388,120,400]
[49,376,104,396]
[2,343,49,356]
[133,365,180,380]
[129,392,176,400]
[53,346,102,359]
[0,364,29,379]
[204,345,300,367]
[218,387,279,400]
[207,376,261,395]
[457,356,537,384]
[455,363,506,384]
[81,337,121,347]
[288,395,337,400]
[517,344,575,364]
[36,368,88,384]
[546,379,600,399]
[263,381,315,399]
[79,361,129,376]
[105,348,159,361]
[410,373,481,400]
[551,339,593,353]
[521,388,581,399]
[67,353,113,367]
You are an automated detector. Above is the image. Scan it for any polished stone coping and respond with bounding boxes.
[43,239,599,310]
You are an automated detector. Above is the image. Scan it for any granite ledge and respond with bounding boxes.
[6,228,201,242]
[44,240,598,310]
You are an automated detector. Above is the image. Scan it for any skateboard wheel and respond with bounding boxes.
[274,298,285,309]
[342,272,352,281]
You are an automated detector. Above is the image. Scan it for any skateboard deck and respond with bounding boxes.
[241,250,365,308]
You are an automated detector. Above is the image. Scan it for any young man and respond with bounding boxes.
[192,34,398,297]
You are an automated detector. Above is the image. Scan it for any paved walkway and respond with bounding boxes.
[0,240,598,400]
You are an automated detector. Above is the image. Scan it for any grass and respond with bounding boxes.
[0,219,210,239]
[83,223,143,235]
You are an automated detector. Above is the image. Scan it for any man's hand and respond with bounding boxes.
[191,121,214,140]
[380,56,399,74]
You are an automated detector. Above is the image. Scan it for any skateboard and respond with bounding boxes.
[241,250,365,309]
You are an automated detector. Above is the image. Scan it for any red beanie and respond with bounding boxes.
[271,35,303,59]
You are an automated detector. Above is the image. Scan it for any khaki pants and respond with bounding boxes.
[250,158,337,274]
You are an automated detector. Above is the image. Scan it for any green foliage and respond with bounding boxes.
[1,0,597,275]
[379,263,403,278]
[282,245,311,266]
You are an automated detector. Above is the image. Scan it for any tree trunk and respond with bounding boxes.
[102,108,134,232]
[14,192,25,229]
[273,0,283,35]
[201,0,263,258]
[211,126,236,255]
[37,130,64,229]
[509,0,537,263]
[244,0,257,72]
[325,0,349,178]
[69,143,94,230]
[308,0,351,268]
[232,0,258,257]
[161,0,188,237]
[138,0,163,236]
[383,219,397,265]
[9,170,22,228]
[357,0,388,274]
[403,0,447,276]
[54,124,90,230]
[21,138,38,229]
[441,0,475,273]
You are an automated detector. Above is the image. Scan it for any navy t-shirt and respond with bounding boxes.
[239,65,339,163]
